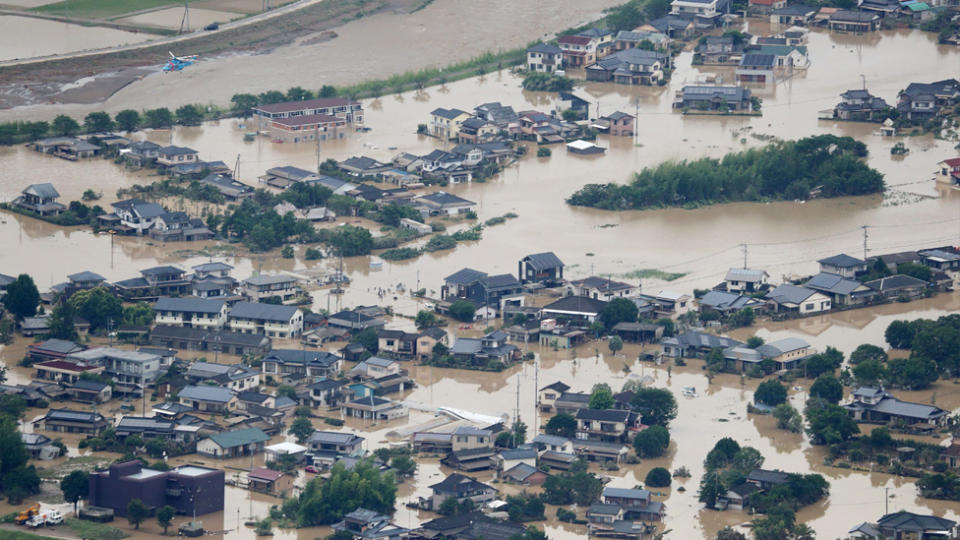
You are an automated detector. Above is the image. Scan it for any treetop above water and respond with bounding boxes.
[566,134,885,211]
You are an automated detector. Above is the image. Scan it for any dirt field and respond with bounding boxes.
[29,0,179,18]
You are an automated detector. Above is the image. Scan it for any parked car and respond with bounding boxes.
[304,465,319,474]
[204,23,219,31]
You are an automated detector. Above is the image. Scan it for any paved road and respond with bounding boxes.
[0,0,326,68]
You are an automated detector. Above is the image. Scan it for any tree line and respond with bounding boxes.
[0,106,209,145]
[567,135,885,210]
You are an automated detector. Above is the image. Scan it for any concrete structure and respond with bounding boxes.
[88,461,224,517]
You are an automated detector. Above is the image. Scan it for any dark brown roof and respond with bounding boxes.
[271,113,344,127]
[255,98,358,114]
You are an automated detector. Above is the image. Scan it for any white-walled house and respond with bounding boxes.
[154,297,227,330]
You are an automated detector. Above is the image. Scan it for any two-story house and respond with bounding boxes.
[154,297,228,330]
[307,378,346,408]
[765,284,832,314]
[242,274,300,302]
[936,157,960,186]
[897,79,960,121]
[818,253,868,278]
[429,108,472,140]
[756,337,814,370]
[261,349,342,381]
[252,98,363,130]
[185,362,260,392]
[518,252,565,286]
[724,268,769,293]
[227,302,303,338]
[833,89,890,122]
[449,331,519,367]
[557,35,598,67]
[670,0,730,24]
[843,387,949,426]
[566,277,638,301]
[526,43,564,73]
[429,474,498,510]
[575,408,638,443]
[13,183,65,216]
[66,347,162,390]
[306,430,365,459]
[538,381,571,412]
[156,145,199,168]
[586,48,667,86]
[108,199,168,235]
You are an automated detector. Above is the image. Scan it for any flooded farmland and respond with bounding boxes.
[0,15,154,62]
[0,7,959,540]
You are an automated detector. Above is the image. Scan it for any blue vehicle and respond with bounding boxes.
[163,51,198,72]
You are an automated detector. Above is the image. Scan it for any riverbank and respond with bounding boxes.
[0,0,620,117]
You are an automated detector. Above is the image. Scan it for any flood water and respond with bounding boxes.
[1,13,959,540]
[0,15,153,61]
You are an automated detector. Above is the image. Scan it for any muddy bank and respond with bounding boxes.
[0,0,620,117]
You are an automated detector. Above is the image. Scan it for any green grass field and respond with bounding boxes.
[30,0,177,19]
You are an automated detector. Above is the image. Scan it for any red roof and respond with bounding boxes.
[940,158,960,167]
[34,360,98,372]
[254,98,358,114]
[750,0,778,5]
[271,113,345,128]
[558,35,592,46]
[248,468,284,482]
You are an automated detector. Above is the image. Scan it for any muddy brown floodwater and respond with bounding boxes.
[0,16,154,62]
[0,17,959,540]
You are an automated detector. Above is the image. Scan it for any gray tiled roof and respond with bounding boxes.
[155,296,225,314]
[522,252,564,271]
[818,253,866,268]
[228,301,297,322]
[23,183,59,199]
[179,385,236,403]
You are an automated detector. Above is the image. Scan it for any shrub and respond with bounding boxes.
[645,467,672,487]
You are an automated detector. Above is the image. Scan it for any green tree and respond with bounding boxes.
[600,298,639,330]
[849,344,887,365]
[157,505,176,535]
[805,401,859,445]
[746,336,765,349]
[390,454,416,477]
[608,335,624,355]
[588,383,614,410]
[541,461,604,506]
[175,104,204,126]
[123,303,155,326]
[144,108,174,128]
[84,112,114,133]
[351,327,379,353]
[887,356,938,389]
[716,527,747,540]
[698,471,725,509]
[885,320,914,349]
[645,0,672,18]
[52,114,80,136]
[3,274,40,320]
[545,413,576,439]
[803,346,844,378]
[630,388,678,426]
[286,86,314,101]
[897,262,933,282]
[754,380,787,406]
[68,286,122,332]
[853,358,887,387]
[114,109,141,132]
[295,460,396,526]
[47,302,78,341]
[633,425,670,457]
[809,374,843,404]
[705,437,740,470]
[644,467,672,487]
[415,310,438,329]
[127,498,149,529]
[289,416,314,444]
[448,300,476,322]
[0,394,26,420]
[276,384,298,400]
[22,121,48,140]
[327,225,373,256]
[230,93,259,117]
[281,245,295,259]
[729,307,756,328]
[731,447,764,474]
[605,1,644,31]
[772,403,803,433]
[60,470,89,515]
[318,85,337,98]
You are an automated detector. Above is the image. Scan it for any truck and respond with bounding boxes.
[15,504,39,525]
[25,514,45,528]
[45,510,63,525]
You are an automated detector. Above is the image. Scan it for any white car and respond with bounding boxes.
[45,510,63,525]
[25,515,45,528]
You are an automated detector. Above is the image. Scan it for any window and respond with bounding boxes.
[804,303,814,310]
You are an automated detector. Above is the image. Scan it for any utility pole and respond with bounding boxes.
[741,243,748,269]
[862,225,869,260]
[884,487,889,515]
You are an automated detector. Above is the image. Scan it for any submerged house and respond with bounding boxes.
[674,85,753,112]
[843,387,949,427]
[833,89,891,121]
[13,183,65,216]
[586,48,667,86]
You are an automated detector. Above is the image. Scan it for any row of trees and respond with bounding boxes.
[0,106,208,144]
[230,86,339,117]
[567,135,884,210]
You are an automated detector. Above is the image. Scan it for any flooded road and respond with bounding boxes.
[0,16,153,62]
[0,16,959,540]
